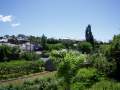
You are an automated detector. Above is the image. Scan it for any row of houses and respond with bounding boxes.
[0,36,43,51]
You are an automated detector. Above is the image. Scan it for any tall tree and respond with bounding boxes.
[85,24,94,48]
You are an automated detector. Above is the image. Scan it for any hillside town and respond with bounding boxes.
[0,35,43,52]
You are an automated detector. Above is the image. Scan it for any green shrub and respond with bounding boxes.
[74,68,102,87]
[50,50,66,69]
[47,43,65,51]
[0,45,21,61]
[57,51,86,90]
[90,53,116,76]
[21,52,40,60]
[41,51,49,58]
[71,82,85,90]
[78,41,92,54]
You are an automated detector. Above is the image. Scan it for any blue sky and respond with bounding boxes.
[0,0,120,41]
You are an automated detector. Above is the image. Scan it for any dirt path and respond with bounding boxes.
[0,71,56,86]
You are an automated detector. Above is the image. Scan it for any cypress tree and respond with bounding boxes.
[85,24,94,47]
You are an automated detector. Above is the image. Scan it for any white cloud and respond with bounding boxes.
[0,14,20,27]
[11,23,20,27]
[0,15,12,22]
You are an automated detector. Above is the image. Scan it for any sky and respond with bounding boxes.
[0,0,120,42]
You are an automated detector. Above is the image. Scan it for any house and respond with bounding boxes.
[17,37,29,44]
[0,37,8,43]
[20,42,43,51]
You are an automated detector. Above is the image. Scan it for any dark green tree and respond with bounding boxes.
[85,24,94,48]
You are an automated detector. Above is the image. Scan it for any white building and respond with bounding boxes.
[20,42,43,51]
[0,38,8,43]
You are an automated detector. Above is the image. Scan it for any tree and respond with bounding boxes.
[0,45,21,61]
[41,34,47,49]
[108,34,120,80]
[78,41,92,54]
[0,45,11,61]
[85,24,94,48]
[17,34,26,39]
[47,43,65,51]
[61,39,73,49]
[28,36,41,44]
[57,52,85,90]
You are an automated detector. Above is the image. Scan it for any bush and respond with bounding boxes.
[57,51,86,90]
[78,41,92,54]
[107,34,120,80]
[74,68,102,87]
[21,52,40,60]
[71,82,85,90]
[41,51,49,58]
[50,50,67,69]
[90,53,116,76]
[0,45,21,61]
[47,43,65,51]
[87,80,120,90]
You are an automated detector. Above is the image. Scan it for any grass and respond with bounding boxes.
[87,80,120,90]
[0,71,56,86]
[0,60,44,80]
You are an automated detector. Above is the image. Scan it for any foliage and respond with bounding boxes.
[50,50,67,69]
[21,51,40,60]
[106,34,120,80]
[78,41,92,54]
[87,80,120,90]
[71,82,85,90]
[0,45,21,61]
[0,60,44,80]
[61,39,74,49]
[0,77,60,90]
[28,35,41,44]
[10,46,21,59]
[41,51,49,58]
[41,34,47,49]
[57,52,85,90]
[47,43,65,51]
[90,53,116,76]
[74,68,102,87]
[47,38,60,44]
[85,24,94,47]
[99,44,111,56]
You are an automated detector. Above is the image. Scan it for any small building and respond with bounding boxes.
[17,37,29,44]
[0,38,8,43]
[20,42,43,51]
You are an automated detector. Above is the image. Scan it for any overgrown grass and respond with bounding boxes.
[0,72,57,90]
[87,80,120,90]
[0,60,44,80]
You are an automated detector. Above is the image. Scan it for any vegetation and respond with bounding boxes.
[0,25,120,90]
[21,52,40,61]
[0,60,44,80]
[57,52,85,90]
[78,41,92,54]
[85,24,94,48]
[41,34,47,49]
[47,43,65,51]
[0,45,21,61]
[87,80,120,90]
